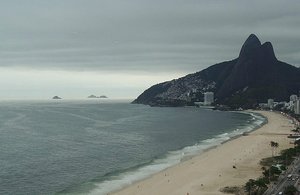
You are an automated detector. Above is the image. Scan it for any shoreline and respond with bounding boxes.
[110,110,294,195]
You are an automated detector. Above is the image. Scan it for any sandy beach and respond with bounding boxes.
[112,111,295,195]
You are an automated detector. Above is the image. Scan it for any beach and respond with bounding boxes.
[112,110,294,195]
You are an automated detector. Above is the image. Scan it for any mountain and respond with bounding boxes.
[133,34,300,108]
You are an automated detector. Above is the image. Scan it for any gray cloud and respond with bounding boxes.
[0,0,300,73]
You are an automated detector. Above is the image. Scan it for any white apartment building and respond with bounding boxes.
[204,92,214,106]
[268,99,274,109]
[295,99,300,115]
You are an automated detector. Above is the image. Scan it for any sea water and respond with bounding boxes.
[0,100,265,195]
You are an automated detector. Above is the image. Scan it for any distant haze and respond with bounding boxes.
[0,0,299,99]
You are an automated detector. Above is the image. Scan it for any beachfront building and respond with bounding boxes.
[290,94,298,102]
[289,95,298,111]
[295,99,300,115]
[268,99,274,109]
[186,92,192,102]
[204,92,214,106]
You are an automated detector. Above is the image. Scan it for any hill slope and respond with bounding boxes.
[133,34,300,108]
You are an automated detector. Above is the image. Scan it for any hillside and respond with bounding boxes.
[133,34,300,108]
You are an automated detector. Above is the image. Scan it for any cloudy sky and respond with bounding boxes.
[0,0,299,99]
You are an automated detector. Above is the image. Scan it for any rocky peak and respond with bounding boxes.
[219,35,278,98]
[260,41,277,62]
[239,34,277,63]
[239,34,261,59]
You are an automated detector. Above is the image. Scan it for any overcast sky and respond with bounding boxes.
[0,0,299,99]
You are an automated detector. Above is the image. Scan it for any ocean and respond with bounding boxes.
[0,100,265,195]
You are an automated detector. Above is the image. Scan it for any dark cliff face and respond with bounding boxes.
[238,34,262,59]
[217,34,278,99]
[133,34,300,108]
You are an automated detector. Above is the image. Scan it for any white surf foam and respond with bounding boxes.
[86,111,266,195]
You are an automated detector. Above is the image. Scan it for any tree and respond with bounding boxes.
[274,142,279,156]
[255,177,268,192]
[245,178,268,195]
[270,141,279,156]
[284,185,297,195]
[262,166,281,182]
[245,179,255,194]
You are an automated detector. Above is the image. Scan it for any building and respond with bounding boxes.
[204,92,214,106]
[289,95,300,114]
[295,99,300,115]
[290,94,298,102]
[267,99,274,109]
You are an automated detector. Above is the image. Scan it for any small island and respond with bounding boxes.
[87,95,98,98]
[87,95,108,99]
[52,96,62,99]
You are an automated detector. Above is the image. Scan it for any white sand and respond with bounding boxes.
[112,111,294,195]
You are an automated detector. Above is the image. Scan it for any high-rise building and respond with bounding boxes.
[295,99,300,115]
[268,99,274,109]
[204,92,214,106]
[290,94,298,102]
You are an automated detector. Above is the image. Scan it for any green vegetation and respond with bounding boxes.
[277,145,300,166]
[243,140,300,194]
[284,185,297,195]
[245,178,268,195]
[244,164,278,194]
[220,186,241,194]
[280,165,287,171]
[262,166,281,181]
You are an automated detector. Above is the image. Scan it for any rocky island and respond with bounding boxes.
[52,96,62,99]
[87,95,108,99]
[88,95,98,98]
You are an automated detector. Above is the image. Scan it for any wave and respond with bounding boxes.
[60,111,266,195]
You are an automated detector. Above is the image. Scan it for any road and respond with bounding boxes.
[264,156,300,195]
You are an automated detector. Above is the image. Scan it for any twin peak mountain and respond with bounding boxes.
[133,34,300,108]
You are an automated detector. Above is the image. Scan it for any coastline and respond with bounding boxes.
[110,110,294,195]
